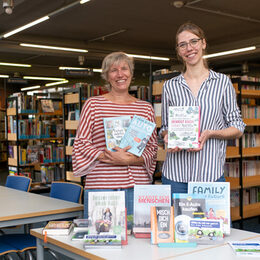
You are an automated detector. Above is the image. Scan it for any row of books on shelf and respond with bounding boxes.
[8,144,64,164]
[230,75,260,83]
[241,105,260,119]
[230,188,260,207]
[224,160,260,177]
[242,132,260,148]
[8,117,63,138]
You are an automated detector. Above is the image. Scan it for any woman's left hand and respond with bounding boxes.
[100,146,137,165]
[187,130,212,152]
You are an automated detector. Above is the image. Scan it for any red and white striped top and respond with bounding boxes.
[72,95,158,189]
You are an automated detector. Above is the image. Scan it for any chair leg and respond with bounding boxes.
[47,249,59,260]
[4,255,14,260]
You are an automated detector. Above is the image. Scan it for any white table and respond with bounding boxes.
[0,186,83,228]
[30,228,260,260]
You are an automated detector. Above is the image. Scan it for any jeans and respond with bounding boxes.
[83,188,134,219]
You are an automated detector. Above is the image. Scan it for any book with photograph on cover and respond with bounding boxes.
[168,106,200,149]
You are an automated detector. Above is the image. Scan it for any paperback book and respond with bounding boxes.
[40,99,54,113]
[188,182,230,235]
[168,106,200,149]
[42,221,73,236]
[173,193,206,243]
[150,206,174,244]
[73,219,89,232]
[133,185,171,236]
[228,241,260,257]
[103,116,131,151]
[83,234,122,249]
[71,231,89,241]
[88,191,127,245]
[119,115,156,156]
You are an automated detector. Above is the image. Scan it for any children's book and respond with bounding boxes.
[88,191,127,245]
[73,219,89,232]
[188,182,230,235]
[150,206,174,244]
[173,193,206,243]
[119,115,156,156]
[188,219,224,244]
[71,231,89,241]
[42,221,73,235]
[133,185,171,236]
[83,234,122,249]
[168,106,200,149]
[103,116,131,151]
[228,241,260,257]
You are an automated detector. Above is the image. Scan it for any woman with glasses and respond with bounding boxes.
[160,22,245,193]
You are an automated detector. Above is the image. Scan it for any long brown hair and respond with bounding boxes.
[176,22,208,72]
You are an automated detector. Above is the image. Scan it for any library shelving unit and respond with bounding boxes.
[0,108,7,164]
[226,78,260,224]
[6,95,65,193]
[62,87,83,184]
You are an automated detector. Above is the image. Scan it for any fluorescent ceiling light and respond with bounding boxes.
[20,43,88,53]
[203,46,256,59]
[0,75,9,78]
[3,16,49,38]
[0,62,31,67]
[80,0,91,3]
[127,54,170,61]
[23,76,66,81]
[59,66,101,72]
[45,80,69,87]
[21,85,41,91]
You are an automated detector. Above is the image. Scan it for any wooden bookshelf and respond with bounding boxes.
[155,116,161,128]
[225,177,240,190]
[66,146,73,155]
[242,147,260,157]
[66,171,81,183]
[243,176,260,188]
[7,133,17,141]
[64,93,79,104]
[231,206,241,221]
[243,202,260,218]
[241,89,260,98]
[8,158,17,166]
[65,120,79,130]
[243,118,260,126]
[226,146,240,158]
[7,107,16,116]
[157,149,166,161]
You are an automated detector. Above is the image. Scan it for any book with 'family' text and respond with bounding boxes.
[119,115,156,156]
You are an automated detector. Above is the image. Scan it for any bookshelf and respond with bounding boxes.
[0,108,7,164]
[62,87,83,184]
[6,94,65,192]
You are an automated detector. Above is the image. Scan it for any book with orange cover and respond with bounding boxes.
[151,206,174,244]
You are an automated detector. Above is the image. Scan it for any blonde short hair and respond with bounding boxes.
[101,52,134,81]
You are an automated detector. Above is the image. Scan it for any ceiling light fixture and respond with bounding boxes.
[203,46,256,59]
[0,75,9,78]
[23,76,66,81]
[45,80,69,87]
[59,66,102,72]
[21,85,41,91]
[0,62,31,67]
[20,43,88,53]
[2,16,49,38]
[80,0,91,4]
[127,54,170,61]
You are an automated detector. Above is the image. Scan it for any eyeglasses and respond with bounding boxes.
[177,38,202,50]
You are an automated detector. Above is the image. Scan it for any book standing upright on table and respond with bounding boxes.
[168,106,200,149]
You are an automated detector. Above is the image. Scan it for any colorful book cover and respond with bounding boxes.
[188,219,224,244]
[228,241,260,257]
[71,231,89,241]
[73,219,89,232]
[88,191,127,245]
[150,206,174,244]
[42,221,73,235]
[168,106,200,149]
[133,185,171,234]
[188,182,230,235]
[103,116,131,151]
[119,115,156,156]
[83,234,122,249]
[173,193,206,243]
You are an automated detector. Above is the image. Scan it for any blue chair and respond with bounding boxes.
[5,175,32,192]
[50,181,83,203]
[0,240,17,260]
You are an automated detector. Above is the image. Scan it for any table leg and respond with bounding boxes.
[36,238,45,260]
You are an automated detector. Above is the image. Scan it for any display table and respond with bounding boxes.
[0,186,83,228]
[30,228,260,260]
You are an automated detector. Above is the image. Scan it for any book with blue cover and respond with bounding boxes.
[188,182,230,235]
[103,116,131,151]
[119,115,156,156]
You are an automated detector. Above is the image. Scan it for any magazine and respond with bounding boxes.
[150,206,174,244]
[168,106,200,149]
[173,193,206,243]
[133,185,171,235]
[103,116,131,151]
[188,182,230,235]
[88,191,127,245]
[228,241,260,257]
[119,115,156,156]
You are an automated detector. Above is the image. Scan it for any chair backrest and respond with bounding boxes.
[5,175,32,192]
[50,181,83,203]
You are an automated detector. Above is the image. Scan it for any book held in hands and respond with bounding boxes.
[168,106,200,149]
[119,115,156,156]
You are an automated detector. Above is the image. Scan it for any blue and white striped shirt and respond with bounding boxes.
[160,70,245,182]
